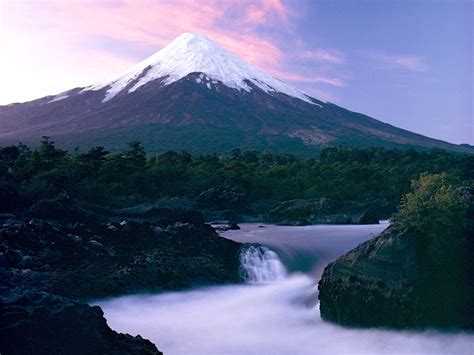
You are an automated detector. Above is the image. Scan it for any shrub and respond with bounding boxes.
[398,172,470,267]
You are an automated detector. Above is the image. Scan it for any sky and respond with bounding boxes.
[0,0,472,144]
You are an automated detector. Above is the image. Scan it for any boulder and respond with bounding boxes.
[268,198,380,225]
[318,221,474,328]
[0,290,161,355]
[358,210,380,224]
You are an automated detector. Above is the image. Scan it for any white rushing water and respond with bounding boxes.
[97,223,474,355]
[239,245,287,283]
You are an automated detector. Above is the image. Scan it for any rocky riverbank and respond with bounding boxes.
[318,186,474,329]
[0,198,242,354]
[267,198,383,225]
[194,187,388,225]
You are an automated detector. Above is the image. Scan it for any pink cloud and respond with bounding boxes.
[241,0,289,26]
[1,0,346,103]
[7,0,286,70]
[244,6,268,25]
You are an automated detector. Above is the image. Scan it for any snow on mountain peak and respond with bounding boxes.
[87,32,316,105]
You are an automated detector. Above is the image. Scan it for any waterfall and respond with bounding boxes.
[240,245,287,284]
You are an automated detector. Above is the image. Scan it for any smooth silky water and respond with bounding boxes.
[96,223,474,354]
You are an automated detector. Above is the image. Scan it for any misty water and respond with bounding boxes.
[97,223,474,354]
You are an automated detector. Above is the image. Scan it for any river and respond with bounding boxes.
[97,223,474,354]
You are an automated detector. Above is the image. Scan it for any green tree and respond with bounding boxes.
[125,141,146,169]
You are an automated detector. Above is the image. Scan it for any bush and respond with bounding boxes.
[398,172,470,267]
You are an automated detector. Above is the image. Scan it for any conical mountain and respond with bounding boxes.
[0,33,472,154]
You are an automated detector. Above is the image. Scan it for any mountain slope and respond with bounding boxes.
[0,33,472,154]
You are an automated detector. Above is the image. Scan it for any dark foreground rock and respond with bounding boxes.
[0,289,161,355]
[0,204,242,353]
[318,221,474,329]
[0,214,241,300]
[268,198,383,225]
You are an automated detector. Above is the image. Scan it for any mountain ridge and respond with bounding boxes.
[0,33,472,154]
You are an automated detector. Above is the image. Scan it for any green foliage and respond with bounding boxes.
[0,140,472,212]
[398,172,470,267]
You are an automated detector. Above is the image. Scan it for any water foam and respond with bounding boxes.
[97,224,474,354]
[240,245,287,283]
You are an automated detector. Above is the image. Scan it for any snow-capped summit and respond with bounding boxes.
[87,32,314,104]
[2,32,472,155]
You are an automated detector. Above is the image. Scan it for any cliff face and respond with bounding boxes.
[318,219,474,328]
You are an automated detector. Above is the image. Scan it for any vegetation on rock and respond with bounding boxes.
[398,173,470,266]
[319,173,473,328]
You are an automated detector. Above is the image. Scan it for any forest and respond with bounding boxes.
[1,137,472,213]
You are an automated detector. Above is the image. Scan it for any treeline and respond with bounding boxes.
[0,137,472,212]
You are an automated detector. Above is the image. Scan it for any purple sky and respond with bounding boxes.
[1,0,472,144]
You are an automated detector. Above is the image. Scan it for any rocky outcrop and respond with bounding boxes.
[0,206,242,352]
[268,198,382,225]
[318,221,474,328]
[318,224,421,327]
[0,212,241,300]
[0,289,161,355]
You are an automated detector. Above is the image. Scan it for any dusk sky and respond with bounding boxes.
[1,0,472,144]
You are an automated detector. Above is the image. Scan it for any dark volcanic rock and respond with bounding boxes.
[0,290,161,355]
[318,220,474,328]
[0,213,241,300]
[50,222,241,300]
[268,198,381,225]
[358,210,380,224]
[0,205,243,353]
[318,224,420,327]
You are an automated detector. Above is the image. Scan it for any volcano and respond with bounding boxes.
[0,33,472,154]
